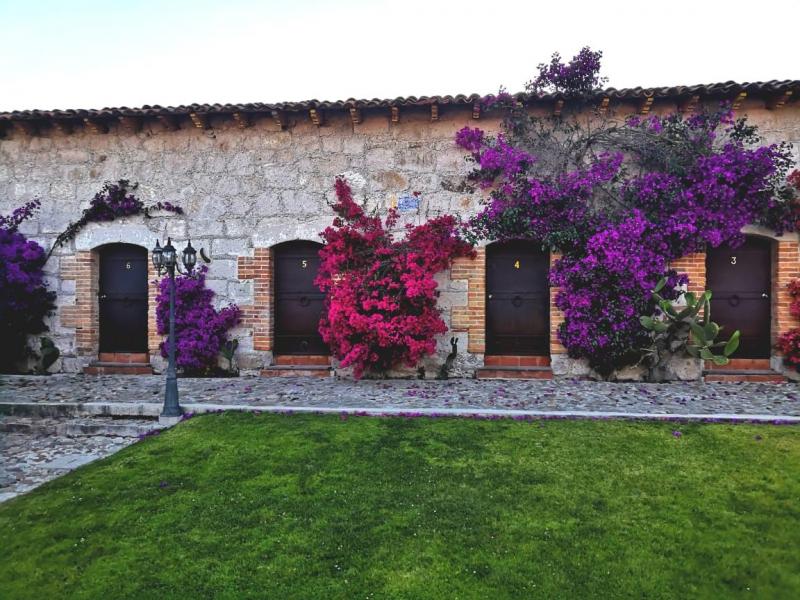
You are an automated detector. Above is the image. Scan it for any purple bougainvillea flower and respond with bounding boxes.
[672,430,683,438]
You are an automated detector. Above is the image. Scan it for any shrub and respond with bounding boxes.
[0,200,56,372]
[456,48,795,377]
[155,266,241,374]
[316,177,475,378]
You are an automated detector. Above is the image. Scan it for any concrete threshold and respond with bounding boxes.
[1,401,799,424]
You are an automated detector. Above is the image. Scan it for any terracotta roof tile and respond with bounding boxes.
[1,80,797,122]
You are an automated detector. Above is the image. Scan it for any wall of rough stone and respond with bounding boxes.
[2,98,800,377]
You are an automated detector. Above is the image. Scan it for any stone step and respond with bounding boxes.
[484,355,551,367]
[84,362,153,375]
[705,358,771,371]
[476,367,553,380]
[0,416,163,437]
[98,352,150,364]
[273,355,331,366]
[704,370,787,383]
[261,365,332,378]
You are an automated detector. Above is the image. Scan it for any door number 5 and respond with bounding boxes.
[730,256,737,265]
[301,260,308,269]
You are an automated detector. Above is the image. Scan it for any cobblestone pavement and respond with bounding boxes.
[0,417,156,503]
[2,374,799,415]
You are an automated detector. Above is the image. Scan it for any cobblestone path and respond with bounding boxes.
[2,374,799,416]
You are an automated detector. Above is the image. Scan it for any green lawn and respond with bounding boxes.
[1,414,799,599]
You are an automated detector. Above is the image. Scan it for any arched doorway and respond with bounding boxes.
[706,235,772,358]
[273,240,327,355]
[485,240,550,355]
[98,244,148,352]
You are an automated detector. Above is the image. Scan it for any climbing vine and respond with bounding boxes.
[48,179,182,259]
[457,48,796,376]
[316,177,474,378]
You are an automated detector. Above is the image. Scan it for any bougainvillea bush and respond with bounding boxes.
[0,200,57,372]
[316,177,474,378]
[156,266,241,374]
[457,48,796,376]
[49,179,182,258]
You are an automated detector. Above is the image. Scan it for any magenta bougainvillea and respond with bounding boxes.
[156,266,241,374]
[0,200,56,371]
[49,179,182,258]
[527,46,608,94]
[316,177,475,378]
[457,49,796,376]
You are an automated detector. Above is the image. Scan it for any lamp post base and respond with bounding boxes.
[158,414,184,426]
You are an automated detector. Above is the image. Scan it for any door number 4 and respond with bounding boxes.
[514,260,520,269]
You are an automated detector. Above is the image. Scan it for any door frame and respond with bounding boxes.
[272,239,328,356]
[97,243,149,353]
[484,239,550,357]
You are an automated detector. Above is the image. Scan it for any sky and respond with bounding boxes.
[1,0,798,112]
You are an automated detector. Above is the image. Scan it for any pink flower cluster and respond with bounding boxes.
[316,178,475,378]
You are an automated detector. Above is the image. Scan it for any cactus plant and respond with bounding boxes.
[639,277,740,381]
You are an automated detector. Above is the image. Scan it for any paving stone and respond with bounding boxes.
[1,374,799,416]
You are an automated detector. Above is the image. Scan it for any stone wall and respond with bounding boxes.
[2,99,800,377]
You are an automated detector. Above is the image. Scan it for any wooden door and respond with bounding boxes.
[274,241,327,355]
[705,236,772,358]
[98,244,148,352]
[486,241,549,355]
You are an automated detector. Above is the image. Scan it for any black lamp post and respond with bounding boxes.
[151,237,200,420]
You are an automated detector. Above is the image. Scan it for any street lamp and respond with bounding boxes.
[151,237,204,422]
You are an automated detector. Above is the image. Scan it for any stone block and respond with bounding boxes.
[207,258,238,280]
[212,238,250,257]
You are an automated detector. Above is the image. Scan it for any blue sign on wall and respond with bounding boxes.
[397,195,420,212]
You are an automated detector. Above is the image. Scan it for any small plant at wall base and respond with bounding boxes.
[776,277,800,371]
[48,180,183,259]
[34,337,61,375]
[639,277,740,382]
[0,200,57,372]
[155,266,241,375]
[456,47,796,377]
[316,177,475,379]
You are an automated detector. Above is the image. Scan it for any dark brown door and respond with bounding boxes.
[706,236,772,358]
[98,244,148,352]
[274,241,328,355]
[486,240,549,355]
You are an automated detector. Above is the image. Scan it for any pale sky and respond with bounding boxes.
[1,0,798,112]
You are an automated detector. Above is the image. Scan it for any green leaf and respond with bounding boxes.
[653,278,667,293]
[689,323,707,344]
[724,330,741,357]
[686,345,700,358]
[684,292,696,306]
[640,316,655,330]
[653,321,669,333]
[700,348,715,361]
[659,300,677,317]
[712,355,730,366]
[703,321,720,341]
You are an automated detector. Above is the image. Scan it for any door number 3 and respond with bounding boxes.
[513,260,520,269]
[301,260,308,269]
[730,256,737,265]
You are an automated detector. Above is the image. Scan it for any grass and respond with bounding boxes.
[1,413,799,599]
